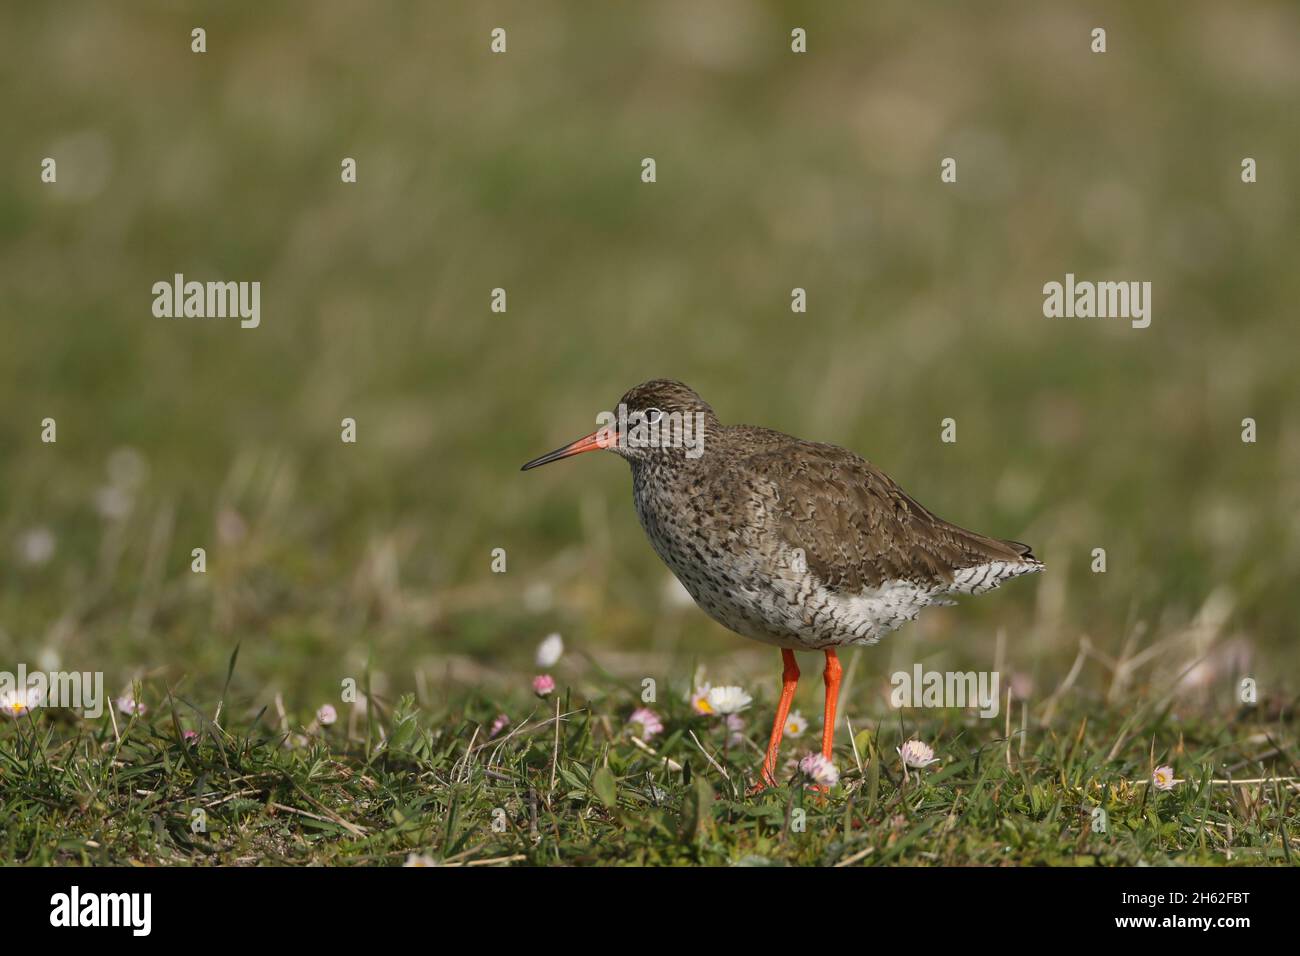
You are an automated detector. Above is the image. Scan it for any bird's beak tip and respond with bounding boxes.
[521,428,612,473]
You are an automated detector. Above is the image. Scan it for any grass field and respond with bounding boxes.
[2,2,1298,865]
[2,646,1295,865]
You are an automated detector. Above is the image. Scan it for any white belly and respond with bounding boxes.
[668,555,1036,651]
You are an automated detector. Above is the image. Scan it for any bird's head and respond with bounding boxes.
[521,379,716,471]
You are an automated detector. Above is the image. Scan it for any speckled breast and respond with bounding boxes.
[629,469,921,649]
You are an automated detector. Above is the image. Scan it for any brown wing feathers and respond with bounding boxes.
[745,434,1034,593]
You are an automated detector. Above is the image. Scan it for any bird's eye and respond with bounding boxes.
[643,408,664,425]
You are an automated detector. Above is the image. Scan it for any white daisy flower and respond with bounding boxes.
[1152,765,1177,791]
[687,681,714,715]
[535,633,564,668]
[897,739,939,769]
[784,710,808,737]
[706,685,752,715]
[1,685,42,717]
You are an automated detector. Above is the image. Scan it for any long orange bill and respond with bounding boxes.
[521,428,616,471]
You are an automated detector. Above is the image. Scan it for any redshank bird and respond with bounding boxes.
[522,380,1042,790]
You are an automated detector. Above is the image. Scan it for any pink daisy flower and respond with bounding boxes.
[532,674,556,697]
[798,753,840,787]
[725,712,747,746]
[628,707,663,739]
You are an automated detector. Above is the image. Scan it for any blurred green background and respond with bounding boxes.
[2,1,1297,718]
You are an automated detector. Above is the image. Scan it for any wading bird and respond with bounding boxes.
[522,380,1041,790]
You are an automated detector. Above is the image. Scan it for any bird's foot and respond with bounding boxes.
[746,768,779,796]
[748,779,830,799]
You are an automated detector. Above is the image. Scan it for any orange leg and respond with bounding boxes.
[820,649,842,761]
[752,649,799,792]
